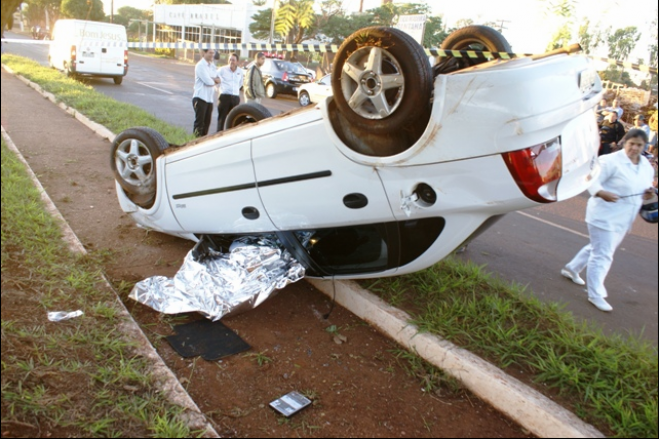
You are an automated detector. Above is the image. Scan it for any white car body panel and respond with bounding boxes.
[115,51,602,279]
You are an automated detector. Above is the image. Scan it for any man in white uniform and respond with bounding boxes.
[561,129,655,312]
[217,53,244,132]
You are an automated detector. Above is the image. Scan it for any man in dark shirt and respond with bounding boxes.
[598,110,625,156]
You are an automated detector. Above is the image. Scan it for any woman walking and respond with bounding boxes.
[561,129,656,312]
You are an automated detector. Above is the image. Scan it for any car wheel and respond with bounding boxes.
[299,91,311,106]
[113,76,123,85]
[224,103,273,130]
[331,26,432,134]
[266,82,277,99]
[440,25,512,69]
[110,127,169,209]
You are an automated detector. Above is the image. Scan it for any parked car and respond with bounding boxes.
[245,57,313,98]
[111,26,602,280]
[298,74,332,106]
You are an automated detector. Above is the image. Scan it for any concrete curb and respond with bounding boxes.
[308,279,604,438]
[3,63,605,438]
[1,103,218,437]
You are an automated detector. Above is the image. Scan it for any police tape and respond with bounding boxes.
[593,57,657,75]
[2,38,658,75]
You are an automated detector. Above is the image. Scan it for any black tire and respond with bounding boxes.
[331,26,433,134]
[110,127,169,209]
[113,76,123,85]
[299,91,311,106]
[266,82,277,99]
[440,25,511,69]
[224,103,272,130]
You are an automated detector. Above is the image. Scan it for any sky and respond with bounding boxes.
[102,0,657,62]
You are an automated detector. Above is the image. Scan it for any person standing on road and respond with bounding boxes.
[561,129,656,312]
[244,52,266,104]
[192,49,220,137]
[217,53,244,132]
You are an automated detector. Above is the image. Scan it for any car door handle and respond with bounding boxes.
[343,193,368,209]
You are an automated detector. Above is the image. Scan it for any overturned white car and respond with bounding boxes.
[111,26,602,279]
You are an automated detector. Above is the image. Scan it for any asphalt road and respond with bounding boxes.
[2,31,300,133]
[3,32,658,345]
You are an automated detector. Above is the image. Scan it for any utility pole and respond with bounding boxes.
[269,0,278,44]
[111,0,114,23]
[359,0,364,13]
[495,19,510,33]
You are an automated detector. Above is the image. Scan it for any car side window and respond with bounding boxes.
[296,224,393,275]
[319,75,331,85]
[291,218,445,276]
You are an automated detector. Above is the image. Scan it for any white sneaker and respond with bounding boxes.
[561,267,586,286]
[588,297,613,312]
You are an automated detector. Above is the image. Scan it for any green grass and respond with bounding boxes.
[0,54,194,145]
[363,258,659,438]
[1,138,200,437]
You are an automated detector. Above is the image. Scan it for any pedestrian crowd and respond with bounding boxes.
[191,50,268,137]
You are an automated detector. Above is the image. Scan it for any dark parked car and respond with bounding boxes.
[246,58,313,98]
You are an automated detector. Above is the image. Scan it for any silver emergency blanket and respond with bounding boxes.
[129,237,305,321]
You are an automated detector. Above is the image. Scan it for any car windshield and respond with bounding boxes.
[274,60,308,74]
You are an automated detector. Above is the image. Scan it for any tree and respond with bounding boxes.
[249,8,273,41]
[577,18,604,55]
[113,6,149,28]
[540,0,576,51]
[599,65,636,88]
[275,0,316,44]
[1,0,23,35]
[649,12,658,92]
[61,0,105,21]
[607,26,640,62]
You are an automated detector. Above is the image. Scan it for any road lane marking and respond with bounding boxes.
[516,211,590,239]
[136,82,173,94]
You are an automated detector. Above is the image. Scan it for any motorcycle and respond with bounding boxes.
[31,26,48,40]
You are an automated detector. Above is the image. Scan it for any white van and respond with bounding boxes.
[49,19,128,84]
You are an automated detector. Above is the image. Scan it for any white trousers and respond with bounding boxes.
[565,224,627,299]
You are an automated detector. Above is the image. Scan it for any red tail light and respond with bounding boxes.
[502,137,562,203]
[282,71,289,82]
[123,50,128,65]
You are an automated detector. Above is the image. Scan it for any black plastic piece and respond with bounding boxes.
[414,183,437,205]
[166,319,251,361]
[242,206,260,220]
[343,193,369,209]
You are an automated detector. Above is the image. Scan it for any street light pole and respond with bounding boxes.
[269,0,278,44]
[111,0,114,23]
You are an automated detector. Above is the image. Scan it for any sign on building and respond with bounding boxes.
[395,14,426,45]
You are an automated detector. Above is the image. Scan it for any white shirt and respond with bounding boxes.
[218,65,244,96]
[193,58,218,104]
[586,149,655,232]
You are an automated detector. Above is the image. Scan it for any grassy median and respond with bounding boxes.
[1,138,201,437]
[363,261,658,438]
[2,54,658,438]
